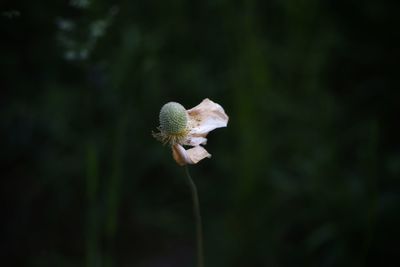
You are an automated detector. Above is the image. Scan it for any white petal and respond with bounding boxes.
[186,146,211,164]
[172,144,191,166]
[182,136,207,146]
[187,98,229,136]
[172,144,211,166]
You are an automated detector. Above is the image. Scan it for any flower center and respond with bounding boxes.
[159,102,188,135]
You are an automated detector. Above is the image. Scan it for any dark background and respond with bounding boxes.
[1,0,399,266]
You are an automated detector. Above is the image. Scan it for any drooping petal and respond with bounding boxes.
[187,98,229,136]
[172,144,211,166]
[182,136,207,146]
[186,146,211,163]
[172,144,191,166]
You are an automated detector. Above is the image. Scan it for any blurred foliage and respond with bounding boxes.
[1,0,399,266]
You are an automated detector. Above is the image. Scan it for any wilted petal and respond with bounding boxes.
[186,146,211,164]
[187,98,229,136]
[172,144,211,166]
[172,144,191,165]
[182,136,207,146]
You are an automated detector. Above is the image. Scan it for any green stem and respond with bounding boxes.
[184,166,204,267]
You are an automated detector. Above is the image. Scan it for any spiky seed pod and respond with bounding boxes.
[159,102,188,134]
[152,102,189,146]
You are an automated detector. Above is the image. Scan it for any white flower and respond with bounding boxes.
[153,98,229,165]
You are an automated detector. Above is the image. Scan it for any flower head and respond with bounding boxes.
[153,98,229,165]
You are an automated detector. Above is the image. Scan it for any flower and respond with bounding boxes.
[153,98,229,165]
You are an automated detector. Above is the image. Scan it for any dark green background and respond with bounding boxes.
[1,0,399,266]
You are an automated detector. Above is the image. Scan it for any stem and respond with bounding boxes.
[184,166,204,267]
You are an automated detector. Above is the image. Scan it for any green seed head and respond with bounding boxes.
[159,102,188,134]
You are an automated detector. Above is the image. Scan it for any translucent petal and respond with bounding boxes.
[186,146,211,164]
[172,144,211,166]
[182,136,207,146]
[172,144,191,166]
[187,98,229,136]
